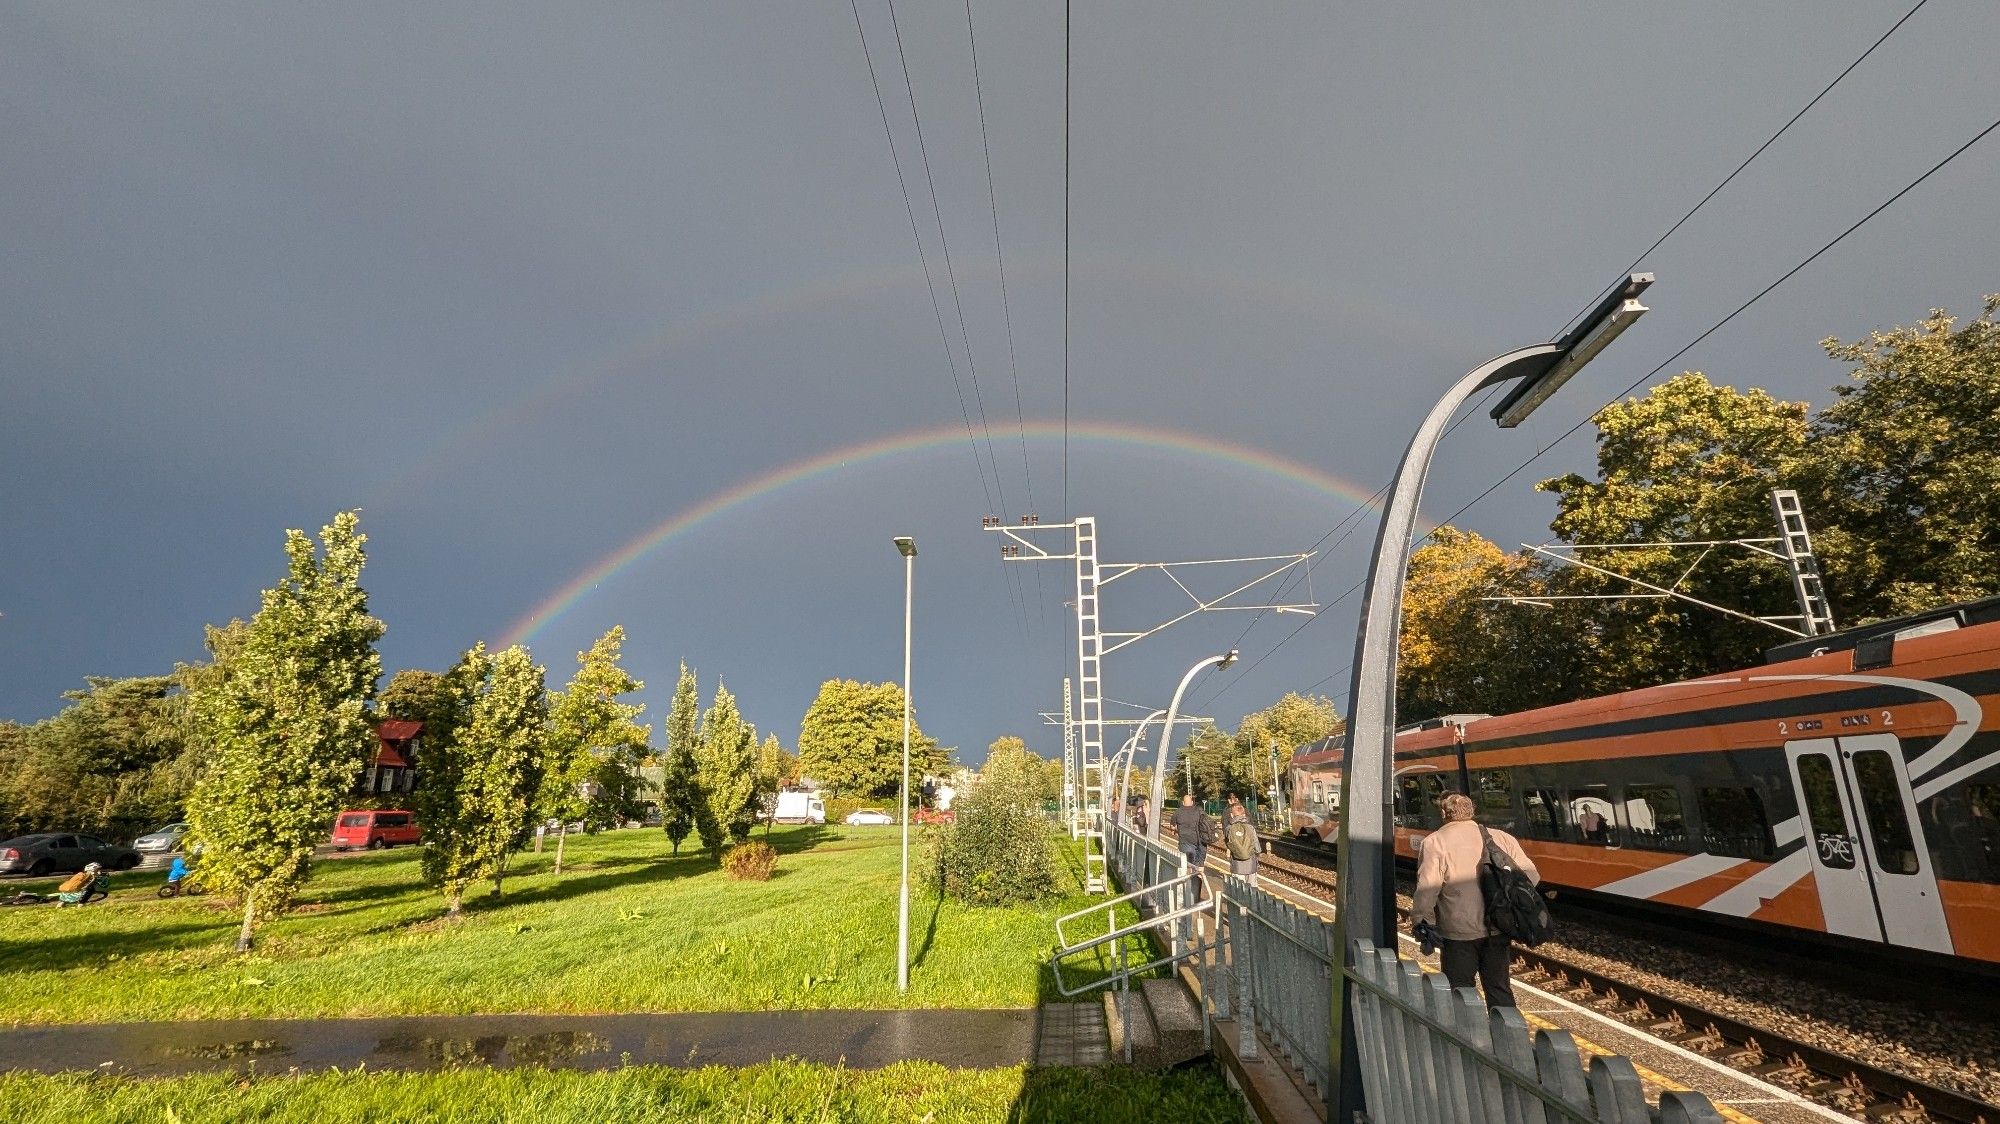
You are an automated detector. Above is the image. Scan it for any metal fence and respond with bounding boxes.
[1346,939,1723,1124]
[1209,872,1336,1095]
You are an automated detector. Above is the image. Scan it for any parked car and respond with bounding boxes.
[844,808,895,826]
[0,834,140,876]
[133,822,191,855]
[771,790,826,825]
[329,809,421,851]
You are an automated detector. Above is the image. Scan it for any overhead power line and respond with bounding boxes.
[1561,0,1932,336]
[1436,110,2000,537]
[1061,0,1072,517]
[847,0,1026,632]
[963,0,1050,627]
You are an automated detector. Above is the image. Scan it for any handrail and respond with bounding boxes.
[1048,897,1212,998]
[1053,872,1192,948]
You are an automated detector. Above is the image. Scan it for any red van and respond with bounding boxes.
[331,809,421,851]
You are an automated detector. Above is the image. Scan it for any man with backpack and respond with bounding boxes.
[1411,792,1544,1009]
[1223,792,1259,878]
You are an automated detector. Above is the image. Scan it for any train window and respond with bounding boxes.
[1850,749,1921,875]
[1947,782,2000,884]
[1696,787,1774,860]
[1569,785,1615,846]
[1471,770,1514,828]
[1623,785,1687,853]
[1794,753,1854,869]
[1394,773,1445,829]
[1521,788,1564,841]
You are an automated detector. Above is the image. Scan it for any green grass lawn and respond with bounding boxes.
[0,826,1133,1024]
[0,1061,1246,1123]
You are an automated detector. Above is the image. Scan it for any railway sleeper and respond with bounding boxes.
[1809,1072,1873,1114]
[1723,1037,1765,1069]
[1674,1022,1730,1055]
[1864,1091,1932,1123]
[1750,1051,1813,1085]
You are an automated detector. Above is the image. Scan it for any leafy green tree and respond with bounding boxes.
[696,681,759,850]
[657,662,702,856]
[186,512,385,951]
[1802,296,2000,620]
[796,679,946,798]
[541,626,650,873]
[0,674,201,841]
[418,645,547,915]
[753,733,793,833]
[1537,371,1810,687]
[927,747,1056,905]
[980,737,1052,805]
[379,667,458,730]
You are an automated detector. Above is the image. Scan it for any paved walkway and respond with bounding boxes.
[0,1010,1037,1077]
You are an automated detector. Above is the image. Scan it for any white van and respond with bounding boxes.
[771,790,826,825]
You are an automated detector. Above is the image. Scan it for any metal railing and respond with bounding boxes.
[1345,939,1723,1124]
[1208,872,1335,1094]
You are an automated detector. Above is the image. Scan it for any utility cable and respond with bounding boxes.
[848,0,1023,632]
[1061,0,1072,518]
[1435,111,2000,538]
[881,0,1031,634]
[1560,0,1931,336]
[963,0,1050,629]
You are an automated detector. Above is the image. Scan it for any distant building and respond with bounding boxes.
[356,719,421,796]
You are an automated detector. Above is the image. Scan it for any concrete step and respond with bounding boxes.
[1033,1002,1108,1066]
[1101,986,1164,1068]
[1141,977,1207,1067]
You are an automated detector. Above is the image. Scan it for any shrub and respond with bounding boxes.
[721,841,777,881]
[925,780,1056,905]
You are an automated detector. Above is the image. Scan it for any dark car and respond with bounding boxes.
[0,833,141,876]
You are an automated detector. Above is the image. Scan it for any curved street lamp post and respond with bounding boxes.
[1329,275,1653,1121]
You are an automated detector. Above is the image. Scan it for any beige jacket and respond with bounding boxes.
[1410,820,1540,941]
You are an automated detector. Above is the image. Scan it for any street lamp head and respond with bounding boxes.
[1219,649,1239,670]
[894,536,917,558]
[1491,272,1654,429]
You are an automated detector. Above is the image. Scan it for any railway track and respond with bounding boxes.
[1257,836,2000,1124]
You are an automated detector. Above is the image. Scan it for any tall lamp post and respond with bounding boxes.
[1145,650,1238,842]
[1330,274,1653,1120]
[893,535,917,993]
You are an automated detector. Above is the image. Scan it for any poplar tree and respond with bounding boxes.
[696,681,758,852]
[418,644,547,915]
[186,512,384,951]
[658,662,702,856]
[541,626,650,874]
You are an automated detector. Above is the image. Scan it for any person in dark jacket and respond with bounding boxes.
[1172,792,1213,900]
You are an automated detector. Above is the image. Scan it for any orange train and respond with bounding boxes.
[1286,596,2000,971]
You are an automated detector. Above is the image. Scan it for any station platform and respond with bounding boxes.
[1215,859,1849,1124]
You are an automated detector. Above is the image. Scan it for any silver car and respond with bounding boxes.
[133,822,192,854]
[0,834,141,876]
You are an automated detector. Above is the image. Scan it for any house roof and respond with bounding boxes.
[375,743,409,768]
[376,718,423,741]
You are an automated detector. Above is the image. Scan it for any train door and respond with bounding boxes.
[1836,734,1952,953]
[1784,736,1953,953]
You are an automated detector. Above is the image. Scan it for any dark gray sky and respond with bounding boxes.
[5,3,1996,764]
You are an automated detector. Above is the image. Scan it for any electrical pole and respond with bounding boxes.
[985,514,1314,892]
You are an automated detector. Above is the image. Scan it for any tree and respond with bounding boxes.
[696,681,758,851]
[416,645,547,915]
[379,667,458,731]
[1802,296,2000,621]
[1537,372,1810,688]
[927,742,1056,905]
[185,512,385,951]
[796,680,947,798]
[980,737,1053,806]
[657,662,702,856]
[0,674,201,842]
[1232,692,1342,794]
[753,733,793,833]
[541,626,650,874]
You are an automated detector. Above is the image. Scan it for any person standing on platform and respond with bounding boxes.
[1223,792,1259,879]
[1172,791,1214,900]
[1411,792,1540,1008]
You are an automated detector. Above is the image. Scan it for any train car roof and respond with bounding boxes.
[1763,593,2000,664]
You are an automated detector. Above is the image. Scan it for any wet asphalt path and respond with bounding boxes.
[0,1009,1036,1077]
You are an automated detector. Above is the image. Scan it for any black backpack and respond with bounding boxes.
[1476,826,1551,946]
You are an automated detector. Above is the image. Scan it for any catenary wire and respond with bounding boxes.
[1432,111,2000,540]
[1061,0,1072,518]
[1204,108,2000,715]
[962,0,1051,629]
[880,0,1032,634]
[847,0,1025,631]
[1558,0,1932,338]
